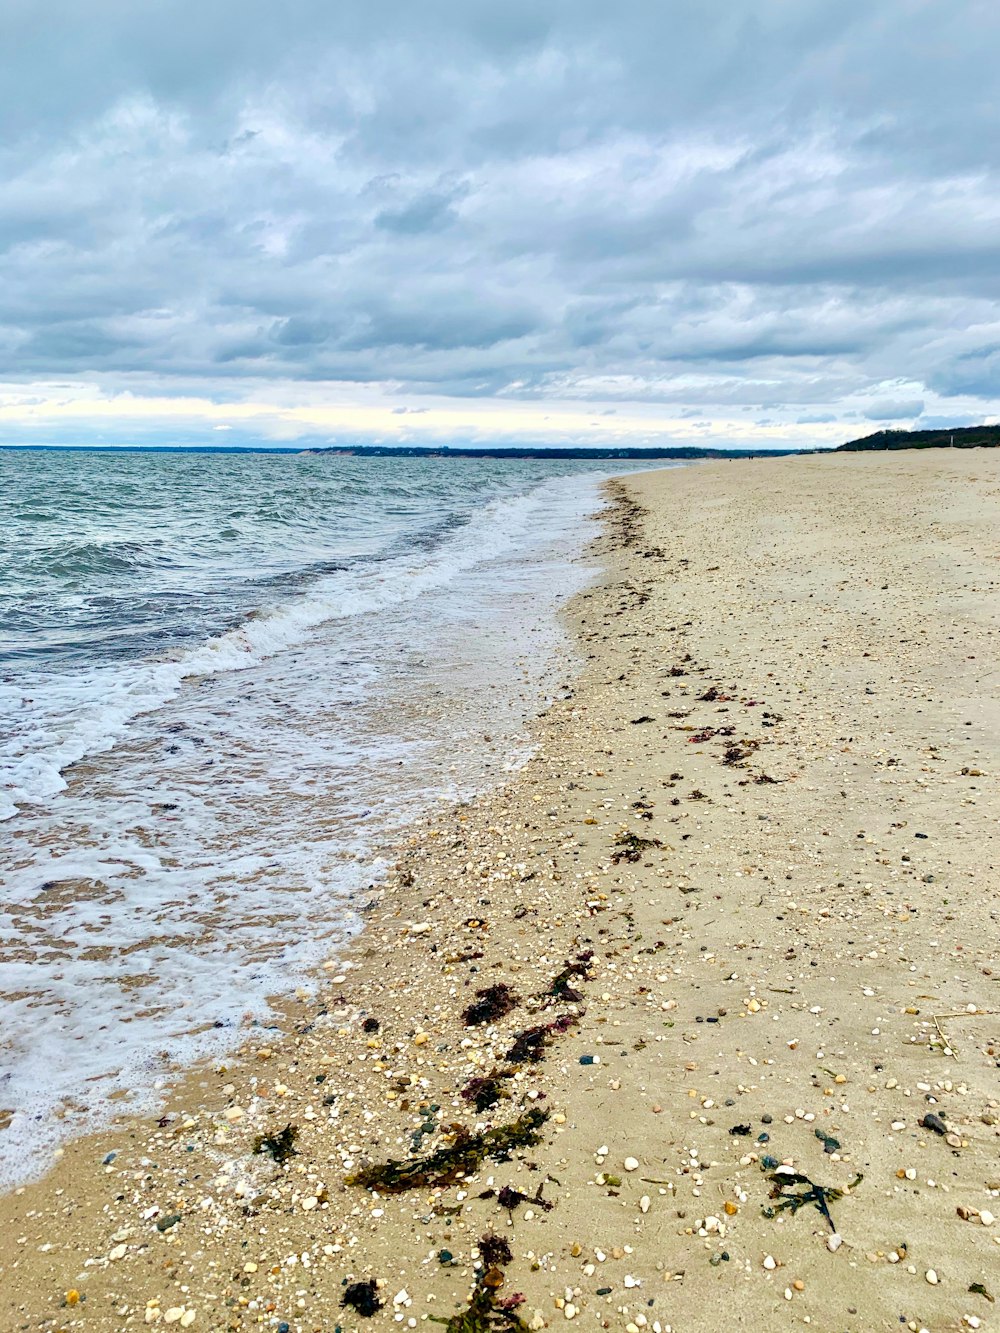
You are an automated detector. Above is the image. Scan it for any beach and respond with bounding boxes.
[2,448,999,1333]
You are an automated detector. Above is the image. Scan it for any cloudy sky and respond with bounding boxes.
[2,0,999,450]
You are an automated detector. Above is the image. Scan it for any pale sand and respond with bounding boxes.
[2,449,999,1333]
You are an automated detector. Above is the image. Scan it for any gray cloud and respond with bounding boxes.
[2,1,1000,440]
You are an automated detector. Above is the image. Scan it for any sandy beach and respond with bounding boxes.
[3,448,999,1333]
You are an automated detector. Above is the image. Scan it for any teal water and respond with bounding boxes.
[0,448,670,1185]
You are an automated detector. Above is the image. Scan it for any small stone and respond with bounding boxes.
[564,1304,577,1320]
[763,1255,777,1270]
[639,1196,651,1214]
[624,1157,640,1172]
[979,1210,995,1226]
[827,1234,843,1252]
[925,1269,939,1285]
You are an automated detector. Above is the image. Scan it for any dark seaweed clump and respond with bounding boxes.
[463,984,520,1027]
[498,1183,552,1217]
[542,952,593,1005]
[342,1280,382,1317]
[611,829,663,864]
[252,1123,298,1163]
[347,1108,549,1193]
[430,1230,527,1333]
[431,1284,527,1333]
[461,1074,506,1112]
[479,1232,513,1268]
[762,1166,863,1232]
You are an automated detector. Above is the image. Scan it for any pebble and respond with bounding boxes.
[639,1196,651,1213]
[763,1255,777,1270]
[980,1209,995,1226]
[925,1269,938,1285]
[827,1234,843,1252]
[624,1157,640,1172]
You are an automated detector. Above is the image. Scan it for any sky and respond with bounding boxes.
[2,0,1000,451]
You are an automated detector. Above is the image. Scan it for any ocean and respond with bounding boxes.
[0,447,665,1186]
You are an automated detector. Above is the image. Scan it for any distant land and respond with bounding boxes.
[836,424,1000,451]
[4,425,999,459]
[302,444,801,459]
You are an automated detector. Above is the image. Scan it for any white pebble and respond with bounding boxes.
[925,1269,938,1285]
[763,1255,777,1270]
[827,1234,843,1252]
[624,1157,640,1172]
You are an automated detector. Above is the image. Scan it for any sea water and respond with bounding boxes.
[0,448,662,1186]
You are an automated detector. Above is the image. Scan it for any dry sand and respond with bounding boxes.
[2,449,999,1333]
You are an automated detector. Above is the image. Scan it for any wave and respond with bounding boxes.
[0,473,604,820]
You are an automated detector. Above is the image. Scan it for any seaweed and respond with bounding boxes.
[611,829,663,864]
[478,1232,513,1267]
[503,1024,550,1064]
[461,1075,506,1113]
[252,1123,298,1163]
[543,954,592,1004]
[722,742,758,766]
[347,1108,549,1193]
[342,1279,382,1317]
[497,1183,553,1218]
[430,1230,527,1333]
[463,984,520,1027]
[430,1283,527,1333]
[762,1166,863,1231]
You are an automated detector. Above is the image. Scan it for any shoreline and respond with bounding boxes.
[3,450,999,1333]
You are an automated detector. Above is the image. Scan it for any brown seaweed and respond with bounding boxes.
[252,1123,298,1163]
[463,984,520,1027]
[461,1074,506,1112]
[762,1166,863,1231]
[611,829,663,864]
[347,1108,549,1193]
[342,1280,382,1317]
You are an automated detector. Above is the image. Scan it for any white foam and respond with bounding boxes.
[0,468,611,1188]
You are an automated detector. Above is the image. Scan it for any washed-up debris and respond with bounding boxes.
[342,1279,382,1317]
[430,1281,527,1333]
[814,1128,841,1155]
[463,984,520,1027]
[431,1228,528,1333]
[920,1111,948,1136]
[497,1183,552,1218]
[461,1075,506,1113]
[629,716,656,725]
[970,1283,995,1303]
[541,953,593,1004]
[252,1123,298,1163]
[729,1124,752,1136]
[611,829,663,863]
[361,1016,380,1033]
[762,1165,863,1232]
[347,1109,549,1192]
[722,741,759,766]
[479,1232,514,1267]
[504,1015,575,1065]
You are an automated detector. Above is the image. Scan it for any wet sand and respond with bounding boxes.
[2,449,999,1333]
